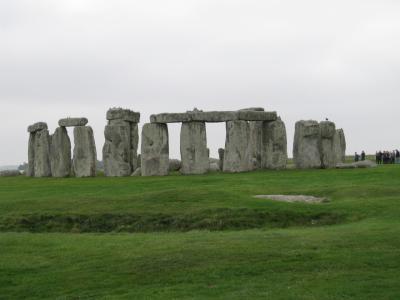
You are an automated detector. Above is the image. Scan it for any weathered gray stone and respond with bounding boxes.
[319,121,336,168]
[106,108,140,123]
[209,162,220,171]
[27,132,35,177]
[131,167,142,176]
[169,159,182,172]
[141,123,169,176]
[103,124,131,176]
[293,120,321,169]
[130,123,139,171]
[239,107,265,111]
[58,118,88,127]
[338,129,346,163]
[33,129,52,177]
[73,126,97,177]
[137,154,141,168]
[223,120,251,173]
[261,119,288,169]
[237,111,277,122]
[336,160,376,169]
[248,121,263,170]
[50,127,71,177]
[218,148,224,171]
[180,122,209,174]
[27,122,48,133]
[0,170,21,177]
[150,110,277,123]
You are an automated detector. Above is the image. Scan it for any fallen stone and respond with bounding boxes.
[180,122,209,175]
[0,170,21,177]
[103,124,132,176]
[354,160,377,168]
[261,118,288,169]
[73,126,97,177]
[58,118,88,127]
[50,127,71,177]
[131,167,141,176]
[293,120,321,169]
[27,122,48,133]
[223,120,251,173]
[319,121,336,168]
[33,129,52,177]
[254,195,328,203]
[141,123,169,176]
[169,159,182,172]
[107,108,140,123]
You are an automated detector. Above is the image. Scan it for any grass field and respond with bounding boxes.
[1,166,399,299]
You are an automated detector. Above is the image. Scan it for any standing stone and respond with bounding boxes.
[218,148,225,171]
[180,122,209,175]
[337,129,346,163]
[27,133,35,177]
[130,123,139,171]
[50,127,71,177]
[33,129,52,177]
[293,120,321,169]
[261,118,288,169]
[73,126,97,177]
[103,124,131,176]
[248,121,263,170]
[141,123,169,176]
[223,120,251,173]
[319,121,336,168]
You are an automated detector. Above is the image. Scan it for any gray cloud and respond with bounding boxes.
[1,0,400,165]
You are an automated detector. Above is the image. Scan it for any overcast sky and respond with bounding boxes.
[1,0,400,165]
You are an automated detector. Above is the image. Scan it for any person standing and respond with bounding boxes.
[355,152,360,162]
[361,151,366,161]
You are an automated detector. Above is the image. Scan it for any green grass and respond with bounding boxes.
[0,166,400,299]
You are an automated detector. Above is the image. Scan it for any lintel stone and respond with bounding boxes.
[107,108,140,123]
[27,122,48,133]
[59,118,88,127]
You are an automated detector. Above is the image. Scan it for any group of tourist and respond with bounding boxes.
[375,150,400,164]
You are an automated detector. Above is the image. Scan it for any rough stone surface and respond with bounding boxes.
[223,120,251,173]
[293,120,321,169]
[319,121,336,168]
[33,129,52,177]
[103,124,132,176]
[209,162,220,171]
[130,123,139,171]
[141,123,169,176]
[218,148,225,171]
[180,122,209,174]
[27,122,48,133]
[237,111,277,121]
[337,129,346,163]
[27,132,35,177]
[106,108,140,123]
[137,154,141,168]
[336,160,376,169]
[73,126,97,177]
[169,159,181,171]
[50,127,71,177]
[261,119,288,169]
[131,167,141,176]
[0,170,21,177]
[248,121,263,170]
[239,107,265,111]
[150,110,277,123]
[58,118,88,127]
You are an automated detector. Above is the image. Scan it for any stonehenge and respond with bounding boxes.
[27,107,347,178]
[102,108,140,177]
[141,123,169,176]
[293,120,346,169]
